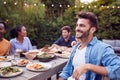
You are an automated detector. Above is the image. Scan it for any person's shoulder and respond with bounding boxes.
[24,37,29,39]
[70,35,75,38]
[3,38,10,45]
[3,38,9,43]
[69,35,75,40]
[10,38,16,42]
[95,40,111,48]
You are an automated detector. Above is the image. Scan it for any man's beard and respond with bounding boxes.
[76,28,91,39]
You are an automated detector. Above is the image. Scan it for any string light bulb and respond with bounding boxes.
[81,5,84,8]
[34,4,36,6]
[67,5,70,8]
[3,1,6,4]
[43,4,45,7]
[14,2,17,5]
[101,5,104,8]
[75,5,77,8]
[107,6,109,8]
[51,4,54,7]
[59,4,62,7]
[88,6,91,8]
[94,5,96,8]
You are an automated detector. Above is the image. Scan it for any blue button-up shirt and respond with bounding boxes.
[54,35,75,47]
[59,36,120,80]
[10,37,32,54]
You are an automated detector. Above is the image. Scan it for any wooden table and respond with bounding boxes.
[0,57,68,80]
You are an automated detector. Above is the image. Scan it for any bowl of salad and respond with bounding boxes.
[37,53,55,62]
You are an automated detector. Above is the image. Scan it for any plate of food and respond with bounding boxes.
[55,53,69,59]
[26,63,52,72]
[0,56,12,62]
[0,67,23,77]
[17,59,29,67]
[37,53,56,62]
[55,51,70,59]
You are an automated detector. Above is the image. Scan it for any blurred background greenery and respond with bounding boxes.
[0,0,120,48]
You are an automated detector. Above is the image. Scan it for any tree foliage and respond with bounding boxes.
[0,0,120,48]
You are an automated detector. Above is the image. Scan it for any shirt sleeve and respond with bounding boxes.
[53,37,61,45]
[102,46,120,79]
[10,40,15,54]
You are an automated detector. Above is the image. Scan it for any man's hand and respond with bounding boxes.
[72,64,88,80]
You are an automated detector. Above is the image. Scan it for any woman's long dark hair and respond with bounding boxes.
[10,25,23,39]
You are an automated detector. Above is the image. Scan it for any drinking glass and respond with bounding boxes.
[14,49,23,60]
[25,53,36,64]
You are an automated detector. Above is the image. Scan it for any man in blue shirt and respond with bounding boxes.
[58,11,120,80]
[52,26,75,47]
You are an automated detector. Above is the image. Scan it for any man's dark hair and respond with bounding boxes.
[61,26,71,32]
[77,11,98,29]
[0,21,7,30]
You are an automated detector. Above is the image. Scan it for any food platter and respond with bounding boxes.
[26,63,52,72]
[17,59,29,67]
[0,56,12,62]
[0,67,23,77]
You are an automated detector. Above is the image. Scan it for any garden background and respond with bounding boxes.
[0,0,120,48]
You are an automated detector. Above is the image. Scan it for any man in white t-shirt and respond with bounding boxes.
[58,11,120,80]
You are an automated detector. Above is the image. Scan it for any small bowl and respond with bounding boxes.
[37,53,55,62]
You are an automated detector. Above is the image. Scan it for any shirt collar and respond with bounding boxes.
[61,35,72,41]
[88,36,98,46]
[15,37,25,43]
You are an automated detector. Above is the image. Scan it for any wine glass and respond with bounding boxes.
[25,53,36,64]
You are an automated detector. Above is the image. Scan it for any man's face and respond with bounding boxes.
[75,18,92,39]
[62,30,70,39]
[0,23,6,39]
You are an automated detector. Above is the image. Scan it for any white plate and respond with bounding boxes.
[26,63,52,72]
[0,62,11,68]
[0,56,12,62]
[55,53,69,59]
[0,67,23,77]
[17,59,29,67]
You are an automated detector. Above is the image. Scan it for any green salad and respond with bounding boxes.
[39,53,52,58]
[0,67,20,75]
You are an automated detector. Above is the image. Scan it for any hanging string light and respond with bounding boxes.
[81,5,84,8]
[67,5,70,8]
[74,5,77,8]
[3,1,6,4]
[88,6,91,8]
[34,4,36,6]
[1,1,119,9]
[43,4,45,7]
[51,4,54,7]
[101,5,104,8]
[107,6,109,8]
[94,5,97,8]
[14,2,17,5]
[59,4,62,7]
